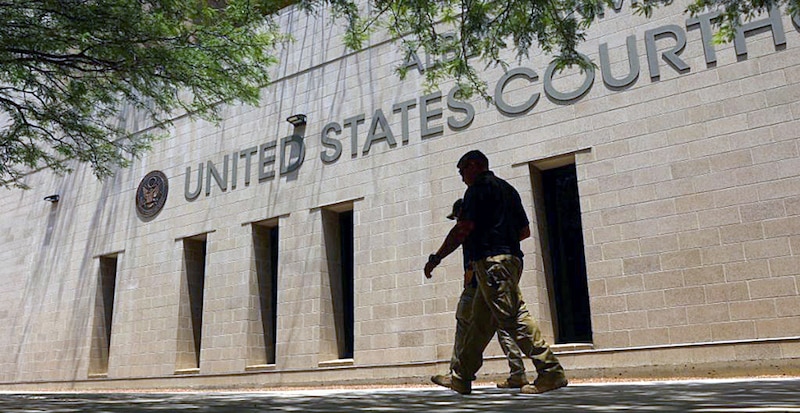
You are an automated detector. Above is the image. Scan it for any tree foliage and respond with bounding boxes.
[1,0,796,188]
[638,0,799,41]
[0,0,288,188]
[324,0,799,97]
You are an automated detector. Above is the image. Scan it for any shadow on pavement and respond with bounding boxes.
[2,379,799,412]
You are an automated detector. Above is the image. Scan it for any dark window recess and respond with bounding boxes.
[542,164,593,344]
[252,224,279,364]
[339,210,355,359]
[321,207,355,361]
[89,255,118,375]
[178,236,207,370]
[269,226,279,360]
[99,256,118,357]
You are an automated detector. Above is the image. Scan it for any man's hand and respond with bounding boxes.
[519,225,531,241]
[424,221,472,279]
[424,254,441,278]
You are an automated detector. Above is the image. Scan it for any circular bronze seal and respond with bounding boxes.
[136,170,169,219]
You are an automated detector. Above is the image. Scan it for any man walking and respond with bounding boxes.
[424,150,567,395]
[445,198,529,390]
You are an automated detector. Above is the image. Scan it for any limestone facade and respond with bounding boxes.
[1,0,799,390]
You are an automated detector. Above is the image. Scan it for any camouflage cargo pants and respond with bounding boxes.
[449,283,527,381]
[453,254,563,382]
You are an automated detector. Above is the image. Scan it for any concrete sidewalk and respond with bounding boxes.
[1,378,799,412]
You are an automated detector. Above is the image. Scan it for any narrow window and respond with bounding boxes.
[532,161,593,344]
[176,235,207,372]
[248,221,279,367]
[339,210,355,359]
[321,206,355,361]
[89,254,119,376]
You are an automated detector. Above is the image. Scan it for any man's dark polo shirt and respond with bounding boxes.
[461,171,529,261]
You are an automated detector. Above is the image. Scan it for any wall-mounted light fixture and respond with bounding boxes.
[286,114,307,127]
[44,194,60,203]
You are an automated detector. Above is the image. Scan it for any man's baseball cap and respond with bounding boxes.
[447,198,463,220]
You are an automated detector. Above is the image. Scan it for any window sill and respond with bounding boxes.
[551,343,594,352]
[245,364,276,372]
[318,358,354,368]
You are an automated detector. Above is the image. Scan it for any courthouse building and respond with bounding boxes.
[1,0,799,390]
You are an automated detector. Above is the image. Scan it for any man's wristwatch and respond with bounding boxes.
[428,253,442,266]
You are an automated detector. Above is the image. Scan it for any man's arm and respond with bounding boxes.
[424,220,475,278]
[510,186,530,242]
[519,225,531,241]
